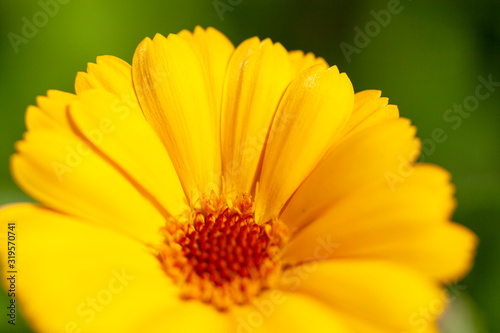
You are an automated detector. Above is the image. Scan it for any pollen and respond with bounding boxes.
[158,193,288,310]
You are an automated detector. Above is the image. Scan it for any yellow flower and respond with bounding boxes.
[1,26,476,333]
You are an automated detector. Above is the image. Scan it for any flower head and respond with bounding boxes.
[1,26,476,332]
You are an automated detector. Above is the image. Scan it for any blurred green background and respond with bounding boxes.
[0,0,498,332]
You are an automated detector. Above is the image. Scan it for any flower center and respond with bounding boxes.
[158,193,288,310]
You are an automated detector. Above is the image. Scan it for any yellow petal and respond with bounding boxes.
[11,127,166,244]
[25,105,60,131]
[221,37,293,196]
[132,33,223,204]
[280,259,443,333]
[331,316,438,333]
[280,118,420,232]
[138,302,232,333]
[255,65,354,222]
[288,50,328,76]
[281,166,477,281]
[74,55,144,125]
[73,54,187,217]
[0,204,179,333]
[75,55,134,97]
[27,90,78,130]
[339,89,399,141]
[381,222,477,281]
[68,89,188,218]
[231,291,349,333]
[178,26,235,116]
